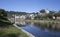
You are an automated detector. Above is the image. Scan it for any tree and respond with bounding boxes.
[47,14,53,19]
[54,13,60,17]
[40,9,45,13]
[49,11,55,14]
[46,11,56,19]
[0,9,7,19]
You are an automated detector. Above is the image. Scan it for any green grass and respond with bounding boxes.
[0,18,28,37]
[0,25,28,37]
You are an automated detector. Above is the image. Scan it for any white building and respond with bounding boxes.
[29,14,35,20]
[44,9,49,14]
[20,15,26,19]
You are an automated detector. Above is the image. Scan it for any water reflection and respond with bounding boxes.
[16,21,60,37]
[35,22,60,31]
[16,21,60,31]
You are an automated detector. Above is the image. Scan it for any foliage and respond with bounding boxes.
[0,9,7,20]
[40,9,45,13]
[54,13,60,17]
[46,11,56,19]
[0,9,5,14]
[34,16,41,20]
[7,11,27,15]
[49,10,55,14]
[34,15,48,20]
[47,14,53,19]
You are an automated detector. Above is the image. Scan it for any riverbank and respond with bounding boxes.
[0,18,28,37]
[0,25,28,37]
[8,19,35,37]
[13,24,35,37]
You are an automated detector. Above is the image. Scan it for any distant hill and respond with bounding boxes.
[6,11,28,15]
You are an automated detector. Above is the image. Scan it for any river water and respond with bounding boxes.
[16,21,60,37]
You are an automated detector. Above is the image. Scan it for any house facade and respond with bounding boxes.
[7,12,26,23]
[26,14,35,20]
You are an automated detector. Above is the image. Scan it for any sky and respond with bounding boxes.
[0,0,60,13]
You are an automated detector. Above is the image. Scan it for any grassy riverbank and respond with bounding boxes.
[0,18,28,37]
[0,25,28,37]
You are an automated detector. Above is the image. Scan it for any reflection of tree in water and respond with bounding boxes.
[34,22,46,29]
[19,21,60,31]
[25,21,34,27]
[25,21,31,25]
[34,22,60,31]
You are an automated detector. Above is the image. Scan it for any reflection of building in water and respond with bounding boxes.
[15,22,20,24]
[15,21,26,25]
[30,22,34,27]
[19,21,26,25]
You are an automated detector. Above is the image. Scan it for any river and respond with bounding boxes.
[16,21,60,37]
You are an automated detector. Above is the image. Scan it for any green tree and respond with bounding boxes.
[40,9,45,13]
[0,9,7,20]
[0,9,7,17]
[47,14,53,19]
